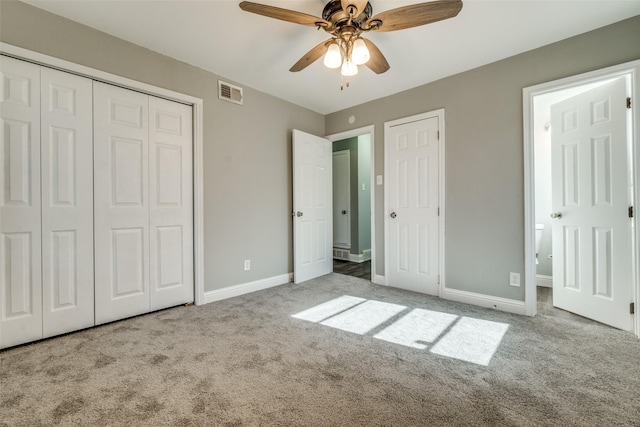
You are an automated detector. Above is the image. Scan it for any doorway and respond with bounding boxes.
[327,126,375,282]
[523,60,640,336]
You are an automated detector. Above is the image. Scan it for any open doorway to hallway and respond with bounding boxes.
[328,126,374,282]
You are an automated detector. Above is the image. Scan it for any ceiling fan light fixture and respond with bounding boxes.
[341,59,358,76]
[351,38,370,65]
[323,42,343,69]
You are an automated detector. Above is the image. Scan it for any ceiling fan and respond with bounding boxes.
[239,0,463,85]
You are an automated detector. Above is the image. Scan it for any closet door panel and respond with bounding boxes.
[41,67,94,337]
[149,97,193,310]
[0,57,42,348]
[94,82,150,325]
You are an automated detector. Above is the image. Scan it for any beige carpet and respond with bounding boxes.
[1,273,640,426]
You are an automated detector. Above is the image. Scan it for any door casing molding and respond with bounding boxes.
[523,60,640,337]
[0,43,206,307]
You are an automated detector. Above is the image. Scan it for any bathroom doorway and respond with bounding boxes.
[523,61,639,334]
[327,125,375,282]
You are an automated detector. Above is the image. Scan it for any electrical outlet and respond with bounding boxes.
[244,259,251,271]
[509,272,520,287]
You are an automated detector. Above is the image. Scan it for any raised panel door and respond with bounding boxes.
[0,56,42,348]
[41,67,94,337]
[551,77,631,330]
[385,116,440,295]
[94,82,150,324]
[293,129,332,284]
[149,96,193,310]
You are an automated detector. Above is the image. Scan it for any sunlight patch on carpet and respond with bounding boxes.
[430,317,509,366]
[292,295,510,366]
[320,300,406,335]
[291,295,366,323]
[373,308,458,349]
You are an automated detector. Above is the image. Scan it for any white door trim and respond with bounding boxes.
[326,126,378,283]
[1,42,207,307]
[523,59,640,337]
[383,110,445,295]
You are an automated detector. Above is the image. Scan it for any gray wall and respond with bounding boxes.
[0,1,325,293]
[326,15,640,301]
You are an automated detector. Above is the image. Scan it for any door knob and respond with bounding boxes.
[341,210,347,214]
[550,212,562,219]
[296,211,304,217]
[390,212,397,218]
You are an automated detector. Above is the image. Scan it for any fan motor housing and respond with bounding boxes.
[322,0,372,28]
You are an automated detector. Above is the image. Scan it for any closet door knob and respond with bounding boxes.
[390,212,397,219]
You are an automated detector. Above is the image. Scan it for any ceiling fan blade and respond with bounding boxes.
[290,40,332,72]
[340,0,369,17]
[239,1,329,27]
[368,0,463,32]
[363,38,390,74]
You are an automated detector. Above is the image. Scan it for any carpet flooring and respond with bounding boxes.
[1,273,639,426]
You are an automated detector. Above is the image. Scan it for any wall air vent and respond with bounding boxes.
[218,80,243,105]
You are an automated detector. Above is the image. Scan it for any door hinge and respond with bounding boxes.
[631,302,635,315]
[438,275,440,285]
[437,207,440,216]
[629,206,634,218]
[627,97,632,109]
[437,130,440,140]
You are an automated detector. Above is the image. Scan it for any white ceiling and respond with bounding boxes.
[22,0,640,114]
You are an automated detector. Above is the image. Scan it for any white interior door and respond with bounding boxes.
[149,96,193,310]
[0,57,42,348]
[550,77,632,330]
[94,82,150,325]
[41,67,94,337]
[293,129,332,284]
[385,115,440,295]
[333,150,351,250]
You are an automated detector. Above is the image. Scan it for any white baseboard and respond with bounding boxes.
[373,274,385,286]
[203,273,292,304]
[536,275,552,288]
[441,287,527,316]
[349,249,372,263]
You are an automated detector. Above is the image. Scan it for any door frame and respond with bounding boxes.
[523,60,640,337]
[326,125,377,282]
[383,110,446,295]
[0,43,207,306]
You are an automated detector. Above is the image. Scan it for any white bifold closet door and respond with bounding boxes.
[1,57,42,348]
[1,58,94,348]
[41,67,94,337]
[93,82,193,325]
[148,96,193,311]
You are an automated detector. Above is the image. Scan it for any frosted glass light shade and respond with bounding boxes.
[341,59,358,76]
[324,43,342,69]
[351,38,370,65]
